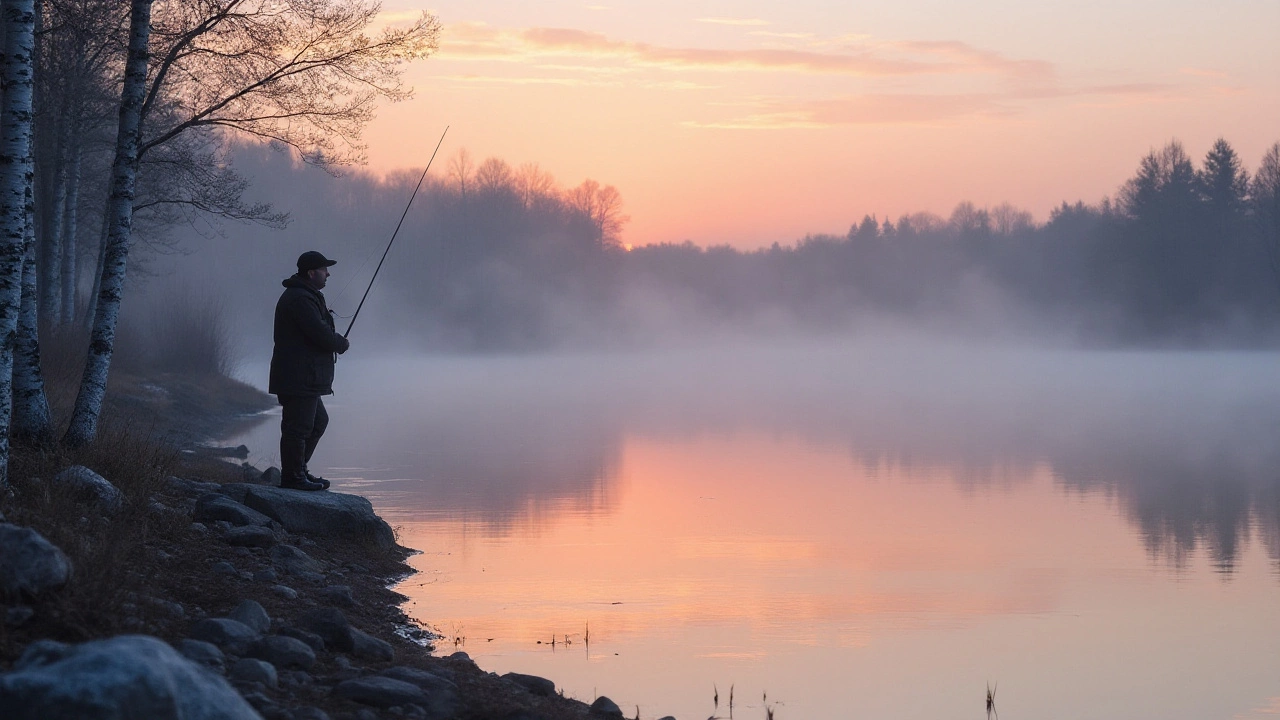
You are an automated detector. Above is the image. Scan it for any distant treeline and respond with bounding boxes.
[170,137,1280,351]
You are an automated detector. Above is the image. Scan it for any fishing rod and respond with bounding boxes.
[344,125,449,338]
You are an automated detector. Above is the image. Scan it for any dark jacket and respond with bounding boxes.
[269,275,349,397]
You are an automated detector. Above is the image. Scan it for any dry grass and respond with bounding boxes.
[1,422,185,651]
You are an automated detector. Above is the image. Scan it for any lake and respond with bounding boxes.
[231,340,1280,720]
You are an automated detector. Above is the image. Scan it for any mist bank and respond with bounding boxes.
[230,344,1280,575]
[144,137,1280,355]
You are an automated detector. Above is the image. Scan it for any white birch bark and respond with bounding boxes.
[0,0,36,484]
[64,0,152,447]
[59,132,80,326]
[12,200,49,443]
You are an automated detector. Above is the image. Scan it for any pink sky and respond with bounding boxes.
[363,0,1280,249]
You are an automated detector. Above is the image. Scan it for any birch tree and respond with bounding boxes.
[13,208,50,443]
[63,0,152,448]
[65,0,439,445]
[0,0,36,483]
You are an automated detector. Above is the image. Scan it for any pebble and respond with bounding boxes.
[590,696,624,718]
[319,584,356,607]
[248,635,316,670]
[176,638,226,673]
[332,677,427,708]
[228,599,272,634]
[230,658,278,689]
[271,584,299,600]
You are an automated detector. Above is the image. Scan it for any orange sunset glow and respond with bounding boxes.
[364,0,1280,248]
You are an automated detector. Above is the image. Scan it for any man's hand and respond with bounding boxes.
[337,336,351,354]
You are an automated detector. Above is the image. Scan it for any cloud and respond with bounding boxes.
[696,17,770,27]
[687,83,1187,130]
[439,23,1056,82]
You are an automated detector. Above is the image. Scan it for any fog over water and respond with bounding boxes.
[132,138,1280,719]
[222,341,1280,719]
[231,340,1280,569]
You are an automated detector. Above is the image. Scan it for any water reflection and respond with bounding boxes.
[229,346,1280,719]
[234,345,1280,573]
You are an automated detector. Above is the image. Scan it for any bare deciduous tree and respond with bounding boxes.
[566,179,629,249]
[65,0,440,445]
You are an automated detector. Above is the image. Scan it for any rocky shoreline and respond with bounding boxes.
[0,453,635,720]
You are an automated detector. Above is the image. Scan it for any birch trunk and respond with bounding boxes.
[0,0,36,483]
[64,0,152,448]
[12,204,49,443]
[83,210,107,329]
[59,133,81,326]
[38,122,65,325]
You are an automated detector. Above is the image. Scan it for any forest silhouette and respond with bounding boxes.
[168,136,1280,351]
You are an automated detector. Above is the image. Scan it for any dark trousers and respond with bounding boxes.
[279,395,329,481]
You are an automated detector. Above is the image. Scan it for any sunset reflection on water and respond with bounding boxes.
[231,347,1280,719]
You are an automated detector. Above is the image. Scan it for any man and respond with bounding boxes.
[269,251,351,491]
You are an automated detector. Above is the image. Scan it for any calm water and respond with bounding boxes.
[232,342,1280,720]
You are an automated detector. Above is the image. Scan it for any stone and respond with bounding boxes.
[15,639,70,669]
[503,672,556,697]
[5,606,35,627]
[270,544,326,576]
[194,493,272,527]
[261,467,282,486]
[272,584,299,600]
[141,596,186,619]
[657,716,677,720]
[590,696,624,718]
[446,651,472,664]
[332,676,427,708]
[351,628,394,661]
[225,525,276,548]
[0,523,71,599]
[299,607,355,652]
[319,584,356,606]
[279,626,325,652]
[230,657,278,689]
[254,568,279,583]
[176,638,226,673]
[248,635,316,670]
[189,617,260,656]
[242,464,265,484]
[378,667,459,718]
[0,635,259,720]
[211,561,239,577]
[293,708,331,720]
[240,486,397,548]
[228,599,272,634]
[52,465,124,514]
[165,476,221,496]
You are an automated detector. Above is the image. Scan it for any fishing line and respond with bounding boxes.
[344,125,449,338]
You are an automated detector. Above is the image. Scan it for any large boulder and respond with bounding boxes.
[52,466,123,514]
[0,634,261,719]
[194,494,272,528]
[237,486,395,548]
[0,524,71,599]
